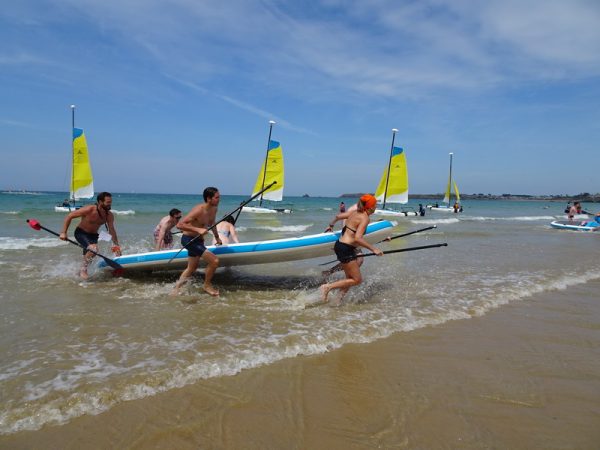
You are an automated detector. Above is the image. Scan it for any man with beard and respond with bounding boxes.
[59,191,122,279]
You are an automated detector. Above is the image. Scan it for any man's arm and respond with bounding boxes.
[59,205,92,239]
[177,206,207,235]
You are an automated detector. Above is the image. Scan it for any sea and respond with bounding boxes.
[0,191,598,435]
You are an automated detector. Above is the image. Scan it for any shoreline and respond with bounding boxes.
[2,280,599,449]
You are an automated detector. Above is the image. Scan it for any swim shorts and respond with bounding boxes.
[74,227,99,255]
[182,235,206,257]
[334,240,358,264]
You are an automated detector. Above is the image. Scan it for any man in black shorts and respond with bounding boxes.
[59,192,121,279]
[172,187,222,296]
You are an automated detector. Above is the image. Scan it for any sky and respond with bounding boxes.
[1,0,600,197]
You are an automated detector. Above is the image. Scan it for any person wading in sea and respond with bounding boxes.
[154,208,182,251]
[172,187,222,297]
[320,194,383,306]
[59,191,121,279]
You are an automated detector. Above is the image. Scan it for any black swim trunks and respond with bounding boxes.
[182,235,206,257]
[74,227,99,255]
[334,240,358,263]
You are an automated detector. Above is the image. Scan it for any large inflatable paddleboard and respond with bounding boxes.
[550,220,600,232]
[99,220,396,272]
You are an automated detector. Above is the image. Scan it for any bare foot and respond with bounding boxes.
[170,288,180,297]
[203,284,220,297]
[319,284,330,303]
[79,269,89,280]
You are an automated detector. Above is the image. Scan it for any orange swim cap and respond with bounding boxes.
[360,194,377,210]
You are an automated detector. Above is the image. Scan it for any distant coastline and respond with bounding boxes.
[339,193,600,202]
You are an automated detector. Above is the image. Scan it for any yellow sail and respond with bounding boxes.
[453,181,460,202]
[251,140,284,201]
[443,178,451,204]
[375,146,408,204]
[71,128,94,199]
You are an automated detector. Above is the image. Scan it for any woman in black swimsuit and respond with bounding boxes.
[320,194,383,306]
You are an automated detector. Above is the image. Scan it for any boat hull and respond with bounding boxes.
[373,208,418,217]
[550,220,599,232]
[99,220,396,271]
[428,206,456,213]
[54,205,83,212]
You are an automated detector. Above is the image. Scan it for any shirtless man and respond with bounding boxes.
[172,187,222,297]
[59,191,121,279]
[154,208,182,251]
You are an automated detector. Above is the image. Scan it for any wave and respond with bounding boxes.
[411,218,459,225]
[112,209,135,215]
[3,268,600,435]
[0,191,48,195]
[466,216,555,221]
[0,211,20,215]
[0,237,67,250]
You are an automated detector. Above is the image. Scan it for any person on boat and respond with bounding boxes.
[418,203,426,216]
[59,191,121,279]
[216,215,240,245]
[339,201,346,213]
[172,187,222,297]
[320,194,383,306]
[154,208,182,251]
[453,201,460,213]
[568,202,582,220]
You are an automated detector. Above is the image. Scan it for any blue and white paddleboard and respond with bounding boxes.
[99,220,396,271]
[550,220,600,232]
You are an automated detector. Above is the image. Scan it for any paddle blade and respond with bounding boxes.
[27,219,42,230]
[112,268,124,277]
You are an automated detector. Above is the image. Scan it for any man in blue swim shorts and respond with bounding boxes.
[172,187,223,297]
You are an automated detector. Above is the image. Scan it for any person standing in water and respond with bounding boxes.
[320,194,383,306]
[216,215,240,245]
[59,191,121,279]
[172,187,222,297]
[154,208,182,251]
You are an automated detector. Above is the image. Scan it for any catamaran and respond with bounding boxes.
[428,152,462,213]
[373,129,417,217]
[55,105,94,212]
[242,121,292,214]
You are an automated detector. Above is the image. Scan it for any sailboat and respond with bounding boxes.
[428,152,462,213]
[55,105,94,212]
[373,129,418,217]
[242,121,292,214]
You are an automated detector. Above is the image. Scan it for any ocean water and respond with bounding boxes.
[0,191,599,434]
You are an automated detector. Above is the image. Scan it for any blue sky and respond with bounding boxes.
[1,0,599,197]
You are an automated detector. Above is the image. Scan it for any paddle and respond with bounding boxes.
[319,243,448,266]
[376,225,437,244]
[168,181,277,263]
[26,219,124,272]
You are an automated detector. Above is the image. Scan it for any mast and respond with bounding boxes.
[70,104,76,203]
[259,120,276,206]
[382,128,398,210]
[448,152,454,204]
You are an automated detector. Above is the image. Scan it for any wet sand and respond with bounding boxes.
[2,280,600,449]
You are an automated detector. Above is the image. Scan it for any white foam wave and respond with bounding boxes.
[112,209,135,215]
[0,211,20,215]
[3,268,600,435]
[467,216,555,221]
[411,218,459,225]
[0,237,67,250]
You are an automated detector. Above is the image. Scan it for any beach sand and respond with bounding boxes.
[2,280,600,449]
